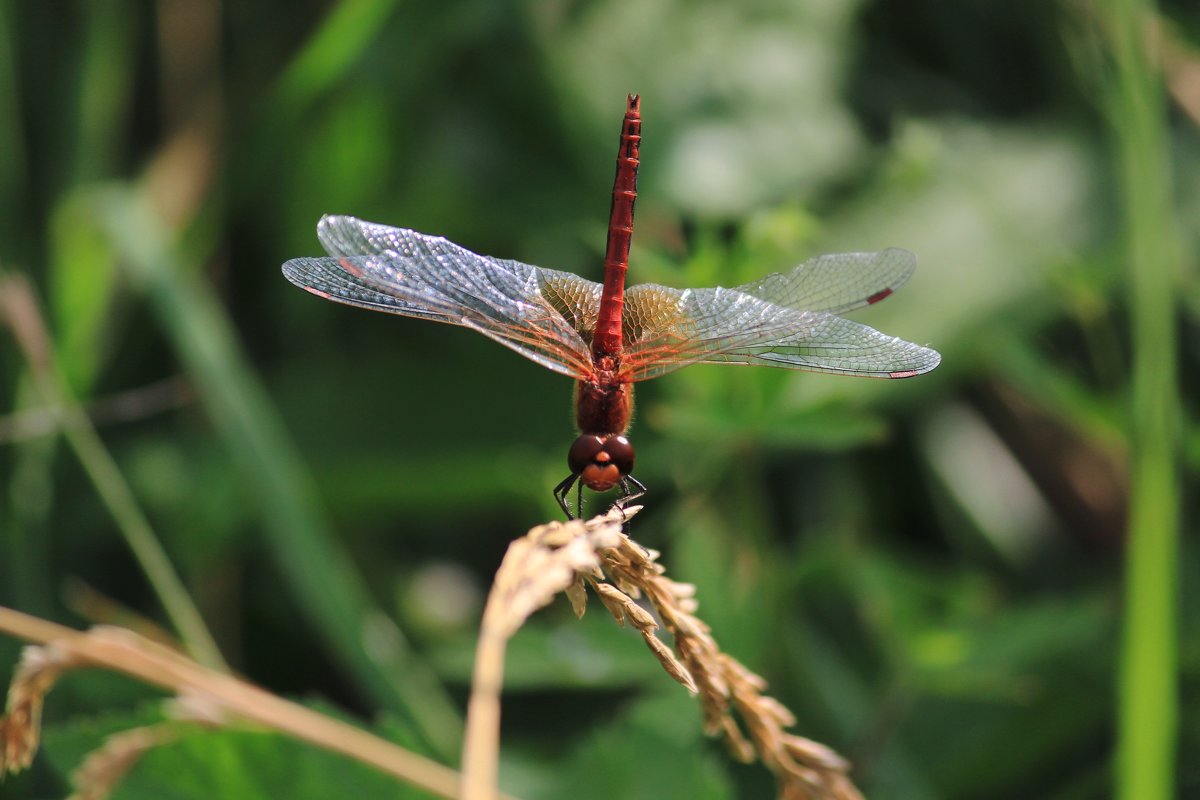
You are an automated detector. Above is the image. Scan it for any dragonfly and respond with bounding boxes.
[283,95,940,518]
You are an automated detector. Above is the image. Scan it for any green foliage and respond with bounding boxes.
[1,0,1195,798]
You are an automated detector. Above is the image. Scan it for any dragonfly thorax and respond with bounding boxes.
[574,373,633,436]
[567,434,635,492]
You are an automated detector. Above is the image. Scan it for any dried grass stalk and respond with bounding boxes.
[0,607,510,800]
[461,506,863,800]
[2,643,86,774]
[67,724,183,800]
[461,507,629,800]
[64,692,227,800]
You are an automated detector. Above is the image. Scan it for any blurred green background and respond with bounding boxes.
[0,0,1195,798]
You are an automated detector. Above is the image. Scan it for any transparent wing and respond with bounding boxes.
[694,313,941,377]
[621,282,939,381]
[733,247,917,314]
[282,216,599,379]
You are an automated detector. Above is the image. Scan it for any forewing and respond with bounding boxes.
[735,248,916,314]
[698,313,941,378]
[282,216,598,379]
[621,282,939,381]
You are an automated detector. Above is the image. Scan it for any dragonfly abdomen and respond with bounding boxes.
[592,94,641,360]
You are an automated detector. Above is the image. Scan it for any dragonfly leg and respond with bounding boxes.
[553,472,581,520]
[615,474,647,513]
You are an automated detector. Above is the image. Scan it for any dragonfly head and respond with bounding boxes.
[568,434,635,492]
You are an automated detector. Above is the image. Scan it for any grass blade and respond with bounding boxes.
[1103,5,1182,799]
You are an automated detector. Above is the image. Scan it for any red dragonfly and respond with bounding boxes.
[283,95,940,518]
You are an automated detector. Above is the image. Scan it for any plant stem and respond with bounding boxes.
[1104,4,1181,799]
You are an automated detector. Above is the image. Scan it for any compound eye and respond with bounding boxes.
[603,435,635,476]
[567,434,606,474]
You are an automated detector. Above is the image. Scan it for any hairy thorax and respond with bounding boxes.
[574,357,632,435]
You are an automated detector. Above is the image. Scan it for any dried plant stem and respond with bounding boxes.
[67,722,185,800]
[460,507,861,800]
[0,274,226,672]
[0,606,513,800]
[460,629,506,800]
[461,508,630,800]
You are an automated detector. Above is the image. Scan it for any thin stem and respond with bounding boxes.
[461,629,506,800]
[0,273,228,673]
[1104,4,1181,799]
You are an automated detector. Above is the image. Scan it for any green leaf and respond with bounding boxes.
[536,689,732,800]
